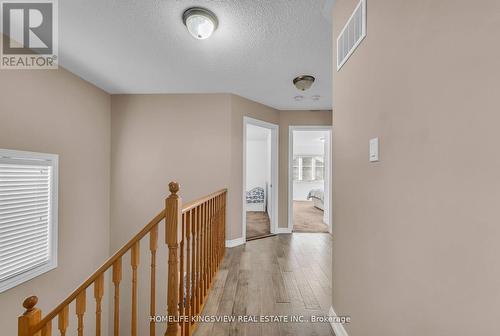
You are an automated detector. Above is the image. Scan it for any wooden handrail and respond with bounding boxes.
[181,188,227,213]
[18,182,228,336]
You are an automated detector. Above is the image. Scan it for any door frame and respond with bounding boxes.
[288,125,333,233]
[242,116,279,241]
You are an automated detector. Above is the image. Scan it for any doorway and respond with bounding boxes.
[288,126,332,233]
[243,117,278,241]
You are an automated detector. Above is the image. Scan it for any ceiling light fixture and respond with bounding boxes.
[293,75,315,91]
[182,7,218,40]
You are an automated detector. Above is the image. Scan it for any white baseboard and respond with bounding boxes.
[276,227,292,234]
[329,306,349,336]
[225,237,245,248]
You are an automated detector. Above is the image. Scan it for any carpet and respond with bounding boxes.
[246,211,271,240]
[293,201,328,233]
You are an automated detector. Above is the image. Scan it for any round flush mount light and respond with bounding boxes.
[182,7,218,40]
[293,75,315,91]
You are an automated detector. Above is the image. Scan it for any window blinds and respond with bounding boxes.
[0,161,53,282]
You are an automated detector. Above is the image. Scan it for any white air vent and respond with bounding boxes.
[337,0,366,71]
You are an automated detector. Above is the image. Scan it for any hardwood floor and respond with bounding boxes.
[293,201,329,233]
[194,233,334,336]
[246,211,271,240]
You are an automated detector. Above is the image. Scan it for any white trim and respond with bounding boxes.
[276,227,293,234]
[336,0,367,71]
[0,149,58,293]
[329,306,349,336]
[243,117,279,242]
[288,126,333,233]
[225,238,245,248]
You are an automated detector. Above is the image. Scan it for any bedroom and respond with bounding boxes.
[290,128,331,233]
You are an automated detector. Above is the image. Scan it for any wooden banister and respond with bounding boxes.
[18,182,227,336]
[165,182,182,336]
[18,297,40,336]
[27,210,166,335]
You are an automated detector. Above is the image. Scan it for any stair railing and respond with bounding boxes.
[18,182,227,336]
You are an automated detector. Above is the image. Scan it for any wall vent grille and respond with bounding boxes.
[337,0,366,71]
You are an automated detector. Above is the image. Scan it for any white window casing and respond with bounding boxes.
[0,149,58,293]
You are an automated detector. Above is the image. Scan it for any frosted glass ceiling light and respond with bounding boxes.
[293,75,315,91]
[183,7,218,40]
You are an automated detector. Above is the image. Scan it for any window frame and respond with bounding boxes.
[292,155,325,182]
[0,149,58,293]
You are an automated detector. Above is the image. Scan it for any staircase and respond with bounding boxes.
[17,182,227,336]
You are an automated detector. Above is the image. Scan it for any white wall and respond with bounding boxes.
[246,139,269,191]
[293,181,324,200]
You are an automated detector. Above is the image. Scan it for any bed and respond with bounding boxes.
[246,186,267,212]
[307,189,324,210]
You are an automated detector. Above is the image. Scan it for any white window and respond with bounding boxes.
[0,149,58,293]
[293,155,325,182]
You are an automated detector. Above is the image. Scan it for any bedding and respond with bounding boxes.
[307,189,324,211]
[246,187,265,204]
[307,189,324,202]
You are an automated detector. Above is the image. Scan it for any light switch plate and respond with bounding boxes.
[369,137,379,162]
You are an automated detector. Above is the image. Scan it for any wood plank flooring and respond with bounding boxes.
[194,233,334,336]
[246,211,271,239]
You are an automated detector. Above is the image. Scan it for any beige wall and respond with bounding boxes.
[0,68,111,335]
[332,0,500,335]
[278,110,333,228]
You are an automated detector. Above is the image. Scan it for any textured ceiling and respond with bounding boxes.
[58,0,334,109]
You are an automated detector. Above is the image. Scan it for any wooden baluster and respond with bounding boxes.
[216,195,220,266]
[201,203,205,297]
[214,196,218,267]
[94,273,104,336]
[218,195,222,264]
[196,205,202,314]
[58,306,69,336]
[131,241,140,336]
[222,193,226,259]
[216,196,219,266]
[76,290,86,336]
[185,210,192,335]
[191,208,197,320]
[112,258,122,336]
[211,198,215,278]
[206,200,210,287]
[214,197,217,273]
[222,195,225,262]
[150,224,158,336]
[41,320,51,336]
[166,182,182,336]
[213,197,216,269]
[220,195,223,263]
[18,296,41,336]
[208,199,211,285]
[179,214,185,336]
[208,199,212,285]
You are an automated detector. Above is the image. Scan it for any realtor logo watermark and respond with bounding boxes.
[1,0,58,69]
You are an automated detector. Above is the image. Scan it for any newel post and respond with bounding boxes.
[165,182,182,336]
[18,296,41,336]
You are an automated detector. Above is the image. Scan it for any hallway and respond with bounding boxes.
[194,233,333,336]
